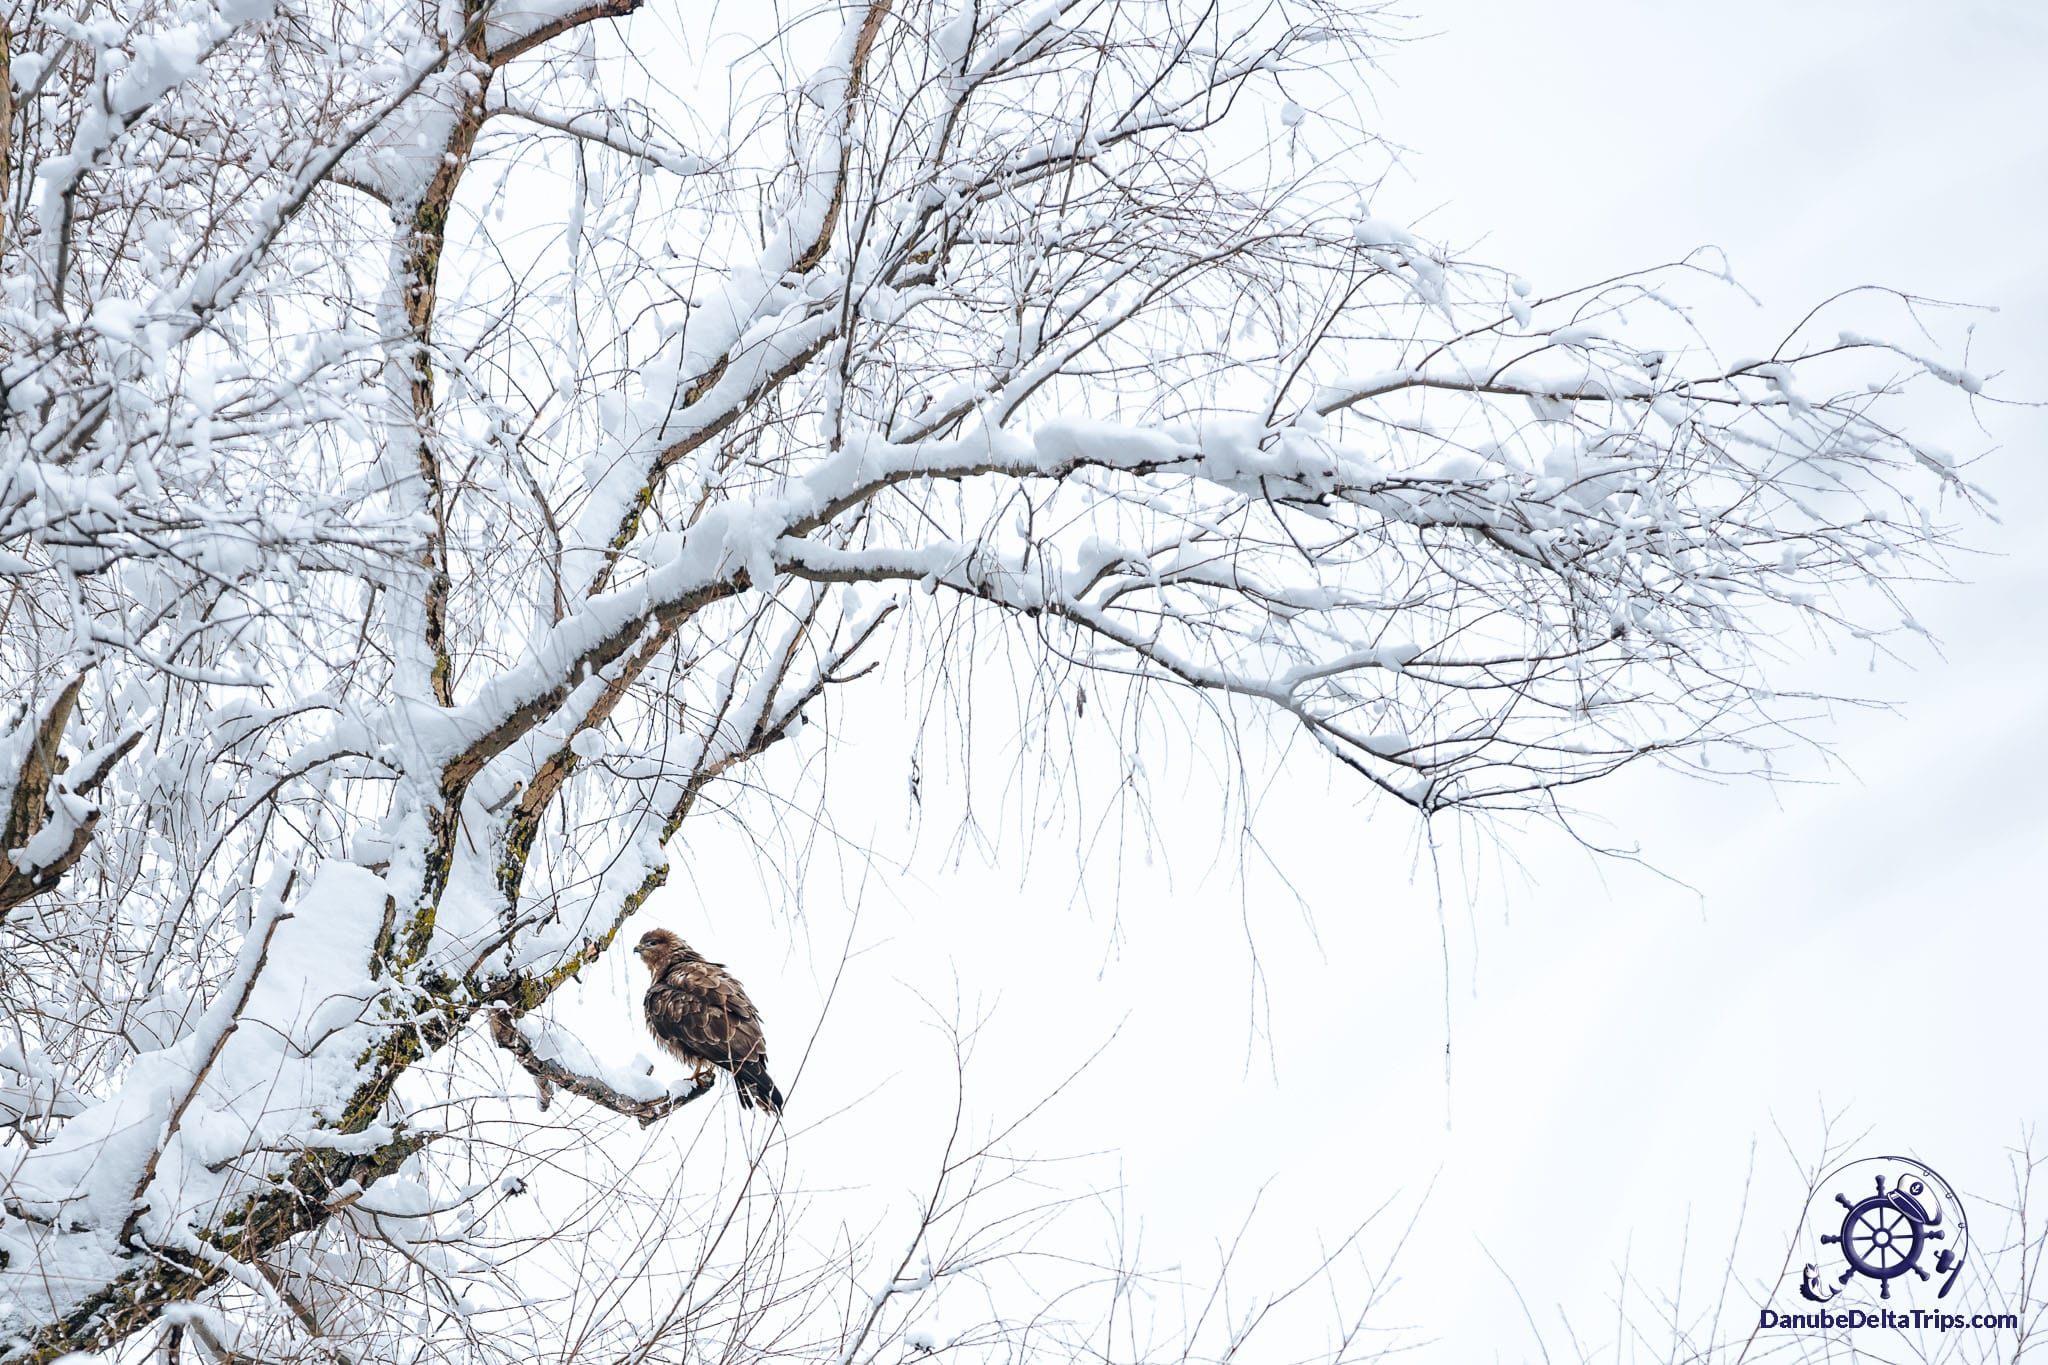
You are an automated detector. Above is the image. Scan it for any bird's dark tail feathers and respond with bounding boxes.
[732,1060,784,1115]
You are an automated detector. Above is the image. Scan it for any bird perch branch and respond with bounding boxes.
[487,1010,710,1126]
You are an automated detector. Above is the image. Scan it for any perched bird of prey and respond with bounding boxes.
[634,928,784,1114]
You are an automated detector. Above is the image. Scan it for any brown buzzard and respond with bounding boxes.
[634,928,784,1114]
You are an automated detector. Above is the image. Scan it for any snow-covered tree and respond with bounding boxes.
[0,0,1991,1357]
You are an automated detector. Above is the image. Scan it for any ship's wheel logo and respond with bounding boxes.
[1799,1157,1968,1303]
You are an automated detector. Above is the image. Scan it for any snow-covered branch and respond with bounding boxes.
[486,1009,709,1125]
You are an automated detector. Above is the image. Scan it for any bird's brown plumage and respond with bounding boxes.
[634,928,784,1114]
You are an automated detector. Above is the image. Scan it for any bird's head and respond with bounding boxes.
[633,927,686,967]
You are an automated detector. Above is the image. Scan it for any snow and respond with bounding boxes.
[6,791,93,874]
[0,863,392,1325]
[1032,417,1195,472]
[508,1014,666,1103]
[338,58,481,209]
[480,0,600,53]
[1352,215,1416,248]
[8,52,50,91]
[934,0,975,68]
[1547,324,1605,347]
[88,297,144,340]
[215,0,277,23]
[1838,329,1984,396]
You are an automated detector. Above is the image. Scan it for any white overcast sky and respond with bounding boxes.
[561,3,2048,1357]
